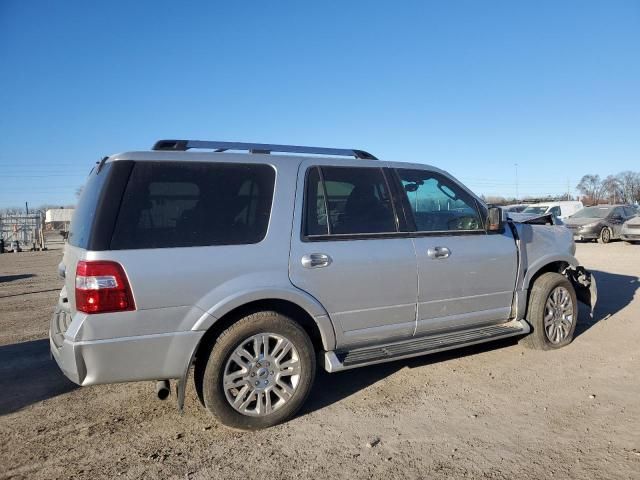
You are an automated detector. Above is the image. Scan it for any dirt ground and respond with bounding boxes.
[1,242,639,480]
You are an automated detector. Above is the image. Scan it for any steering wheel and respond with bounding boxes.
[447,215,481,230]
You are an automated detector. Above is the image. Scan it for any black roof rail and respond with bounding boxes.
[152,139,378,160]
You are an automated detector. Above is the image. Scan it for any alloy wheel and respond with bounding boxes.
[223,333,301,416]
[544,286,574,344]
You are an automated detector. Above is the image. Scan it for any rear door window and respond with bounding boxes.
[110,162,275,249]
[304,166,397,236]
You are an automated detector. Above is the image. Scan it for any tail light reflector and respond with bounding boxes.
[75,261,135,314]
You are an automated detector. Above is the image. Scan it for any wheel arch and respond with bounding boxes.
[192,287,335,350]
[525,260,572,291]
[522,254,578,291]
[196,297,331,354]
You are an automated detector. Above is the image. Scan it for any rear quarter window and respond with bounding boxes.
[110,162,275,249]
[68,163,113,248]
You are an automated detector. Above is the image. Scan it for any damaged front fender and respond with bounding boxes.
[563,266,597,316]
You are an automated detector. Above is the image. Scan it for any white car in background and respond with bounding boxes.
[503,204,528,213]
[522,201,583,220]
[620,213,640,244]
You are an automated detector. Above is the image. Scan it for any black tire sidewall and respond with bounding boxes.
[600,227,611,243]
[201,311,316,430]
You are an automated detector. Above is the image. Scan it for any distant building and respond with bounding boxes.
[45,208,74,231]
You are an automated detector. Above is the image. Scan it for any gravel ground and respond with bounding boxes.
[1,242,639,479]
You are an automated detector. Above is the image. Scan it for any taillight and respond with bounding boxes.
[75,260,135,314]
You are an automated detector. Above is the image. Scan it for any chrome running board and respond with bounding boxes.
[323,319,530,372]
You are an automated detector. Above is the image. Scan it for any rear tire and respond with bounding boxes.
[598,227,612,244]
[522,272,578,350]
[198,311,316,430]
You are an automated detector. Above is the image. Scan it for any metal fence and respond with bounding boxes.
[0,212,46,250]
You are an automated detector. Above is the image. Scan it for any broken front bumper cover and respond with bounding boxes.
[564,266,598,316]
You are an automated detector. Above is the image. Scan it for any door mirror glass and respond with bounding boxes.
[487,207,503,232]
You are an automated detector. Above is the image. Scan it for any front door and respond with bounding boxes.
[289,164,417,349]
[394,168,518,335]
[610,206,630,237]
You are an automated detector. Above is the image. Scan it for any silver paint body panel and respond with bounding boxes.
[412,231,517,335]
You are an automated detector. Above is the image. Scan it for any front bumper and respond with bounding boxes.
[620,232,640,241]
[572,233,598,240]
[568,227,599,240]
[564,266,598,316]
[50,308,204,386]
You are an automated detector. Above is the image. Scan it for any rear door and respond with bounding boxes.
[289,163,417,349]
[393,167,518,334]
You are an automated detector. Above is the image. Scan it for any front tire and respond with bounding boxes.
[198,311,316,430]
[522,272,578,350]
[598,227,612,244]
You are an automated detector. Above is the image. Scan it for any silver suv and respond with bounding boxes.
[51,139,596,430]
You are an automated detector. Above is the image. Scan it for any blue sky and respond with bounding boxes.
[1,0,639,207]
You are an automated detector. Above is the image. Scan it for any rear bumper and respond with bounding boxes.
[50,330,204,386]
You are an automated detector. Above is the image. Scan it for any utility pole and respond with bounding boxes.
[567,179,570,201]
[515,163,519,201]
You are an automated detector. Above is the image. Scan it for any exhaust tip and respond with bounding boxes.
[156,380,171,400]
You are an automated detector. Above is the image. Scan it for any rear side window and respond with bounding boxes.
[304,166,397,236]
[110,162,275,249]
[68,163,113,248]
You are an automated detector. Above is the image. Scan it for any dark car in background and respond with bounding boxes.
[564,205,637,244]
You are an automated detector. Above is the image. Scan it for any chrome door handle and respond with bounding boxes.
[427,247,451,259]
[301,253,332,269]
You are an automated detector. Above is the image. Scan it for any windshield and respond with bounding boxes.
[571,206,612,219]
[522,206,548,214]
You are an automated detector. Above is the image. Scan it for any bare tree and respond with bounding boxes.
[485,195,507,205]
[616,171,640,204]
[576,174,605,204]
[0,207,26,215]
[602,175,623,204]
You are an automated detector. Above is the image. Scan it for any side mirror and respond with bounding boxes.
[487,206,503,232]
